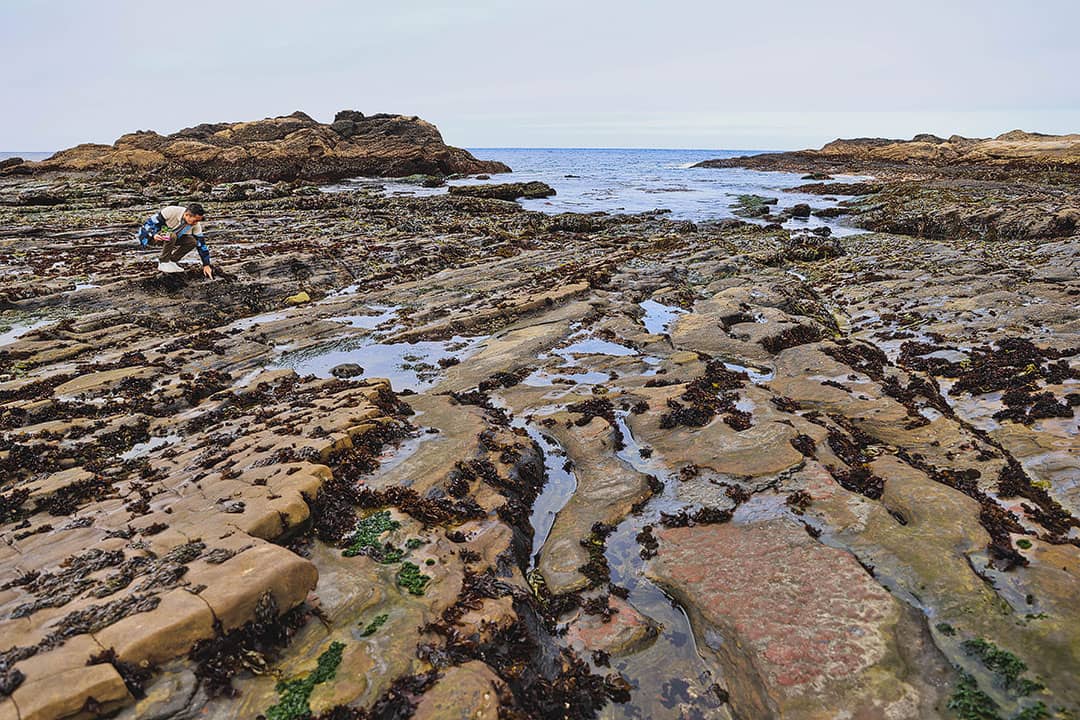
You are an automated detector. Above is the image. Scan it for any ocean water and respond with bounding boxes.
[6,147,864,234]
[331,147,867,235]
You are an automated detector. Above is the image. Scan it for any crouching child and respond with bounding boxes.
[137,203,213,278]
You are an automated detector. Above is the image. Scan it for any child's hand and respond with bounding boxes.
[203,265,214,279]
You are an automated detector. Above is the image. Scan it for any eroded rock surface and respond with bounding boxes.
[18,110,508,182]
[650,519,949,719]
[0,148,1077,720]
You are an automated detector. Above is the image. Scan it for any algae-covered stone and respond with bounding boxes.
[449,181,555,201]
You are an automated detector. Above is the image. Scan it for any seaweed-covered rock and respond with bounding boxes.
[449,181,556,201]
[787,203,812,218]
[730,194,778,218]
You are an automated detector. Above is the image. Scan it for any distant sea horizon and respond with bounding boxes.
[0,151,53,161]
[1,148,785,161]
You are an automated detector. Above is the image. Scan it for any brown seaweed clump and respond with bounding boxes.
[659,360,746,429]
[189,592,310,697]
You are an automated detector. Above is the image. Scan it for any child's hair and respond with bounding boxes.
[186,202,206,217]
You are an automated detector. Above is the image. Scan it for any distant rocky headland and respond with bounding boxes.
[695,130,1080,178]
[2,110,509,182]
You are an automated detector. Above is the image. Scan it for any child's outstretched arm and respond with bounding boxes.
[195,234,213,278]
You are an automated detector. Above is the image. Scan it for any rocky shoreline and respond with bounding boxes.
[0,127,1077,720]
[697,131,1080,246]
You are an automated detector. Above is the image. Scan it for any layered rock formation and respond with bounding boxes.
[0,140,1077,719]
[817,130,1080,166]
[695,130,1080,176]
[22,111,509,182]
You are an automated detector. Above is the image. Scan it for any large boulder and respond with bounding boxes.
[33,110,510,182]
[448,181,556,201]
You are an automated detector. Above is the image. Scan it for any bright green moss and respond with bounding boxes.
[264,641,345,720]
[396,561,431,596]
[360,613,388,637]
[343,510,400,557]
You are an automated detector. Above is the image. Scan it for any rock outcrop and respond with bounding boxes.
[812,130,1080,167]
[28,110,509,182]
[651,520,950,718]
[448,181,556,201]
[695,130,1080,243]
[696,130,1080,175]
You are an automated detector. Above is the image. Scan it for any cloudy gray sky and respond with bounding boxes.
[3,0,1078,150]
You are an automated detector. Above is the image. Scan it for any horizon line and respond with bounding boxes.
[4,147,785,155]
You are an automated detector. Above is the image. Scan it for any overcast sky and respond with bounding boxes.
[3,0,1078,151]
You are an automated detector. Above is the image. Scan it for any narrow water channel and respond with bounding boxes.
[516,418,579,568]
[496,389,729,717]
[599,413,730,719]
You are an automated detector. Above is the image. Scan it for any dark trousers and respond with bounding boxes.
[160,235,196,262]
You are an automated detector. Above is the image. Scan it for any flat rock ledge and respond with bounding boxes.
[650,520,946,719]
[0,368,406,720]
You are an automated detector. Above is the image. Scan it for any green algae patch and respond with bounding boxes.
[265,641,345,720]
[961,638,1044,695]
[397,561,431,595]
[949,671,1001,720]
[936,622,957,636]
[373,546,406,564]
[360,613,388,637]
[947,637,1051,720]
[343,510,400,557]
[1012,703,1050,720]
[342,511,431,567]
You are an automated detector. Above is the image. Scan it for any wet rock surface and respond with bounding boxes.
[650,519,950,719]
[0,154,1077,720]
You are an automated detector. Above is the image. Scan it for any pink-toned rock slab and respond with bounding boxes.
[650,519,934,719]
[564,595,658,658]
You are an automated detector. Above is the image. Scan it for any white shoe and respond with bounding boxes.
[158,262,184,273]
